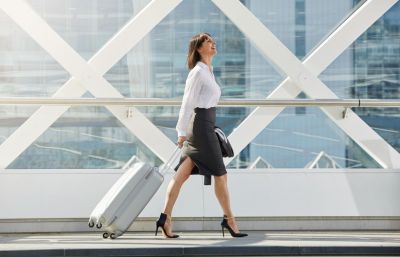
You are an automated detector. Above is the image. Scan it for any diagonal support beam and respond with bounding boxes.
[212,0,400,168]
[0,0,182,168]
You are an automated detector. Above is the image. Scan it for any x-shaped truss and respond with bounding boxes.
[0,0,398,169]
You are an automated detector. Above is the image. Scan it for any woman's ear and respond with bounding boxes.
[196,45,204,55]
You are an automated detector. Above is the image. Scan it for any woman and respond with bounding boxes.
[155,33,248,238]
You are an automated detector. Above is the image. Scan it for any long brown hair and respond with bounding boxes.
[187,33,211,70]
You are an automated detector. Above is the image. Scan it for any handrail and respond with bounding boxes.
[0,97,399,107]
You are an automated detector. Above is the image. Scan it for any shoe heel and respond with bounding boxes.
[221,226,225,238]
[221,217,248,238]
[155,213,179,238]
[155,224,159,236]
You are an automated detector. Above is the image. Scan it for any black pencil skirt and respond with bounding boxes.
[175,107,227,183]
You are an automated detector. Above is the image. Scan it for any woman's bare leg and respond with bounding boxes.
[214,174,241,232]
[161,157,194,235]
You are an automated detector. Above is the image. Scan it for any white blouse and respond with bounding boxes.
[176,61,221,137]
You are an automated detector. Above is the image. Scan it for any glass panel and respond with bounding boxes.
[135,106,178,143]
[4,0,396,169]
[0,106,39,144]
[247,0,358,59]
[0,9,69,97]
[356,107,400,153]
[9,107,161,169]
[27,0,151,60]
[105,0,282,138]
[320,2,400,99]
[320,2,400,152]
[137,106,254,142]
[105,0,283,99]
[227,106,381,169]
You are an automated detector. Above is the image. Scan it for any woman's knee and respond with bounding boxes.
[214,174,227,184]
[182,157,195,173]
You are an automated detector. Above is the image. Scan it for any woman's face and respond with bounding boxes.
[197,36,217,57]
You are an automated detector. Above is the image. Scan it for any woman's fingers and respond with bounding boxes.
[177,136,187,148]
[177,141,183,148]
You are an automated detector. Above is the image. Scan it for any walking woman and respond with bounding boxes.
[155,33,248,238]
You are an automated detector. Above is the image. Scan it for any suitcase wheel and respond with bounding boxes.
[88,220,95,228]
[110,233,117,240]
[102,232,109,239]
[96,223,102,229]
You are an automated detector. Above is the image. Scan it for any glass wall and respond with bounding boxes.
[0,0,398,168]
[320,0,400,156]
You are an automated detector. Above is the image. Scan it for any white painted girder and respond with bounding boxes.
[0,0,182,168]
[211,0,400,168]
[0,0,398,170]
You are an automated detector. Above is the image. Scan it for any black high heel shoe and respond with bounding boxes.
[155,213,179,238]
[221,216,248,238]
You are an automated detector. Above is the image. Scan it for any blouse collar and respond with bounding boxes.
[197,61,213,72]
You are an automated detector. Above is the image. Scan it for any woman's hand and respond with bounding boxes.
[177,136,187,148]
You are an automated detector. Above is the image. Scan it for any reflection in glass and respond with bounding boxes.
[356,108,400,153]
[2,0,398,169]
[246,0,356,59]
[320,2,400,153]
[227,107,381,169]
[0,10,69,97]
[105,0,283,100]
[9,107,161,169]
[27,0,150,60]
[0,106,39,144]
[105,0,282,144]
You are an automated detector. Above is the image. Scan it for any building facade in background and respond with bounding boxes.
[0,0,398,169]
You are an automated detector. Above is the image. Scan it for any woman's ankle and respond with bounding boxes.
[162,211,172,218]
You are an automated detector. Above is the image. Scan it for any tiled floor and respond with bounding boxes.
[0,231,399,256]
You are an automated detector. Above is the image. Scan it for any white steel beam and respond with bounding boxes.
[212,0,400,168]
[0,0,182,168]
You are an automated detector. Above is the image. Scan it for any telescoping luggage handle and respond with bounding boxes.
[123,142,185,173]
[160,141,187,175]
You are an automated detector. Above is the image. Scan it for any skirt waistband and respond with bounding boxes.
[194,107,216,123]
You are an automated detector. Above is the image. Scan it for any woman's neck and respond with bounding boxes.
[200,56,213,71]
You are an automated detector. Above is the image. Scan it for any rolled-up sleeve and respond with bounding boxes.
[176,70,204,137]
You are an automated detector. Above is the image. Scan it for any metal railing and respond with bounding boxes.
[0,97,399,107]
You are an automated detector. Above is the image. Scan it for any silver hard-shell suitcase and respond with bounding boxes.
[88,146,181,239]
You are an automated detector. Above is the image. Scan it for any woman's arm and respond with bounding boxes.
[176,69,203,139]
